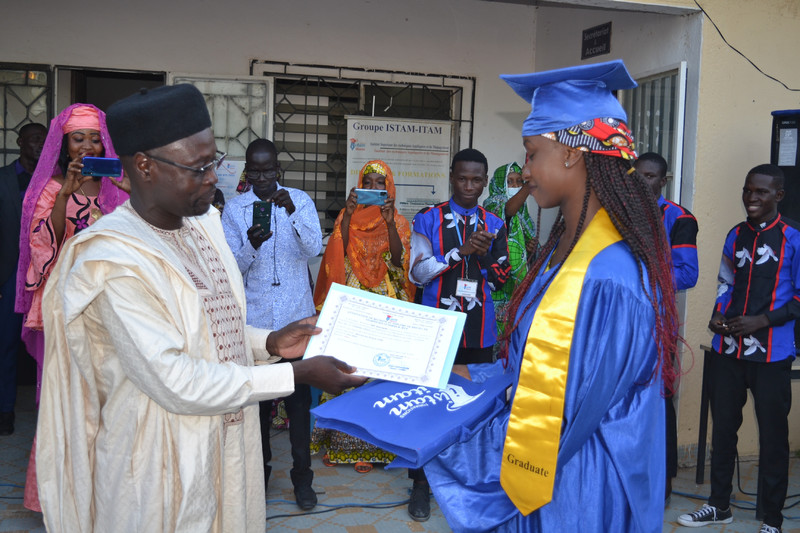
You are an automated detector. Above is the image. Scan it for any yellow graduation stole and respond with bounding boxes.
[500,208,622,515]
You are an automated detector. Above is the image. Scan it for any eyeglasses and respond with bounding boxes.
[145,150,227,175]
[244,168,279,179]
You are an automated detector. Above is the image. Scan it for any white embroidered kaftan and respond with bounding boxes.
[37,202,294,532]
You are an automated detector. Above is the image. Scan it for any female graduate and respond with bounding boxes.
[423,60,679,532]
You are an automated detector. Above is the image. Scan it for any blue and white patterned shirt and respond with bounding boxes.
[221,186,322,330]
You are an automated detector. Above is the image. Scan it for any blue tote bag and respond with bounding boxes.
[311,372,513,469]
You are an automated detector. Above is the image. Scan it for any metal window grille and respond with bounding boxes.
[0,64,52,166]
[622,67,686,201]
[253,61,474,234]
[171,76,272,159]
[624,70,679,163]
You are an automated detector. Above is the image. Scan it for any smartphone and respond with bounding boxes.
[356,188,388,206]
[252,201,272,233]
[81,156,123,178]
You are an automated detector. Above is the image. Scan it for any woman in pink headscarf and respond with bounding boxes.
[15,103,128,511]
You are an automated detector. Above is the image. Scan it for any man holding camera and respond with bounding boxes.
[221,138,322,510]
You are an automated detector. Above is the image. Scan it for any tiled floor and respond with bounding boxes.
[2,385,799,532]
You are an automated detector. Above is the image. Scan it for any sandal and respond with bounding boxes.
[322,454,335,467]
[354,461,373,474]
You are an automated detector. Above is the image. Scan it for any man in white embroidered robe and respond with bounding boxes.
[36,84,363,533]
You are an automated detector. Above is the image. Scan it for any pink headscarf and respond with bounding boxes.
[15,103,128,315]
[61,105,100,134]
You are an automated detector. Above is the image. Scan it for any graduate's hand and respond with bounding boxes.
[291,356,367,394]
[725,314,769,337]
[266,316,321,359]
[451,364,472,381]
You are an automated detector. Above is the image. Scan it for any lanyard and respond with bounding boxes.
[454,211,479,279]
[453,211,479,247]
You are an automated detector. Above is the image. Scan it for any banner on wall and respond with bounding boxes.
[215,159,245,201]
[346,116,452,221]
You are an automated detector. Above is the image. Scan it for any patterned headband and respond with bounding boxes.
[362,162,388,177]
[541,117,636,160]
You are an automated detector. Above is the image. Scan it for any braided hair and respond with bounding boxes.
[499,151,680,394]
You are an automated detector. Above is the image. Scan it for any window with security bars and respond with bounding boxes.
[622,64,687,202]
[272,77,358,233]
[171,76,272,159]
[0,65,52,166]
[363,83,460,122]
[270,75,468,233]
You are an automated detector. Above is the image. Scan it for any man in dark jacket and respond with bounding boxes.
[0,122,46,435]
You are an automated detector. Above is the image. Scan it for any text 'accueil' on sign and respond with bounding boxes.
[582,21,612,60]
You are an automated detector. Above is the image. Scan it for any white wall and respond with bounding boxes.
[2,0,537,178]
[681,0,800,458]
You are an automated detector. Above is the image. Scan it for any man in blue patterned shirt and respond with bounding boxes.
[410,148,511,364]
[679,164,799,533]
[407,148,510,521]
[635,152,699,505]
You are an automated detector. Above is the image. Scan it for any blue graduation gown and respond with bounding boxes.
[424,240,665,533]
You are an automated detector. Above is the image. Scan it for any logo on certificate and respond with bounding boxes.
[373,353,391,367]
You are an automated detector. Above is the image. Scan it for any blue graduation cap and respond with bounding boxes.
[501,59,637,136]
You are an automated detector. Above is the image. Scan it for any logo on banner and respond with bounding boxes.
[372,384,485,419]
[349,138,366,151]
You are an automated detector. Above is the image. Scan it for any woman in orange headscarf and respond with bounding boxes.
[314,159,415,306]
[311,160,415,472]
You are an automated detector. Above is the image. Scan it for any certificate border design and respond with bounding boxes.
[305,283,465,388]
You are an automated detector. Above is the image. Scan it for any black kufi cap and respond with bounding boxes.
[106,84,212,155]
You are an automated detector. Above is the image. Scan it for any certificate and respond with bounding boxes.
[304,283,466,388]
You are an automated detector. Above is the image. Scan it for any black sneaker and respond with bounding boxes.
[759,524,782,533]
[294,485,317,511]
[677,504,733,527]
[407,482,430,522]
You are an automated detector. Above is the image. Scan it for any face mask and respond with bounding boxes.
[507,187,522,198]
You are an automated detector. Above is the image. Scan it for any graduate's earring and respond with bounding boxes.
[564,161,569,168]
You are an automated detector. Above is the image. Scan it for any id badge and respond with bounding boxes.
[455,278,478,298]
